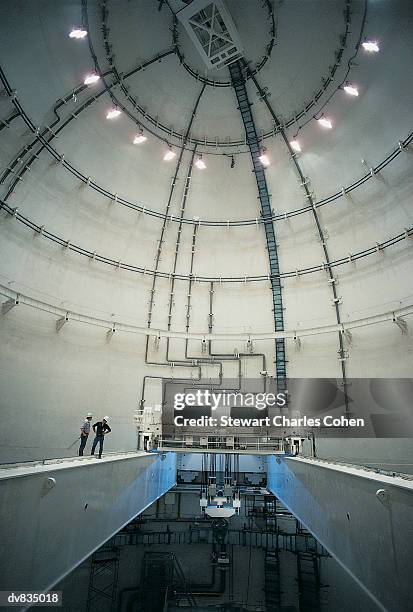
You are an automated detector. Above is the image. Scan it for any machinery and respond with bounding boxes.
[134,404,162,452]
[199,454,241,518]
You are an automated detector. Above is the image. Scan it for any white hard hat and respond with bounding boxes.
[103,416,109,422]
[86,413,93,417]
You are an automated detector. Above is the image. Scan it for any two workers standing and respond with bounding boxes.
[79,414,112,458]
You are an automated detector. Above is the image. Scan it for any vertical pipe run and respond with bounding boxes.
[247,66,349,412]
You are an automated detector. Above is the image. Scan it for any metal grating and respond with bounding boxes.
[229,60,287,392]
[86,543,120,612]
[178,0,244,70]
[297,552,322,611]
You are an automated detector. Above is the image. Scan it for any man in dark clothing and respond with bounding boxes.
[79,412,93,456]
[91,416,111,458]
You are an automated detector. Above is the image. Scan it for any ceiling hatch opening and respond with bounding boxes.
[177,0,244,70]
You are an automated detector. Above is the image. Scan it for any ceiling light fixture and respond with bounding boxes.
[83,73,100,85]
[317,116,333,129]
[362,40,379,53]
[343,83,359,97]
[69,28,87,39]
[195,156,206,170]
[133,131,147,144]
[290,140,302,153]
[106,107,121,120]
[163,147,176,161]
[258,150,270,167]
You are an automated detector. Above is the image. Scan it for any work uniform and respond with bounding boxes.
[91,421,111,458]
[78,419,91,456]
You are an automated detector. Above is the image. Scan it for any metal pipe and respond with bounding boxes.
[0,67,410,226]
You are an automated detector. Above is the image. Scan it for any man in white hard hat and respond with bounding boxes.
[91,416,112,459]
[79,413,93,456]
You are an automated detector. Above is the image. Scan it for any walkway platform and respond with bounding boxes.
[0,451,177,599]
[267,455,413,612]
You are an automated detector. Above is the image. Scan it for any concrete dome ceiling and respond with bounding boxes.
[1,7,413,610]
[88,0,362,147]
[0,0,412,436]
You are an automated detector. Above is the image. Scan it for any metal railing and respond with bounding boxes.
[0,450,142,470]
[158,435,286,453]
[113,526,329,556]
[299,455,413,481]
[229,60,286,392]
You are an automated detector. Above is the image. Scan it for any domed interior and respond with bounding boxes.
[1,0,412,462]
[1,2,413,611]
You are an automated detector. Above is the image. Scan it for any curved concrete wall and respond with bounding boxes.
[0,0,412,461]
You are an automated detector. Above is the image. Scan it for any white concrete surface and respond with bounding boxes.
[267,455,413,612]
[0,451,149,479]
[302,438,413,475]
[0,0,412,464]
[295,456,413,490]
[0,451,177,595]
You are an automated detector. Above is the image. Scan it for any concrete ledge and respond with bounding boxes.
[267,455,413,612]
[0,451,151,480]
[293,456,413,491]
[0,451,177,594]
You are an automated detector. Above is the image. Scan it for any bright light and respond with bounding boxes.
[195,157,206,169]
[318,116,333,129]
[84,73,100,85]
[69,28,87,39]
[133,133,147,144]
[258,153,270,167]
[106,107,121,119]
[344,84,359,97]
[164,149,176,161]
[290,139,302,152]
[362,40,379,53]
